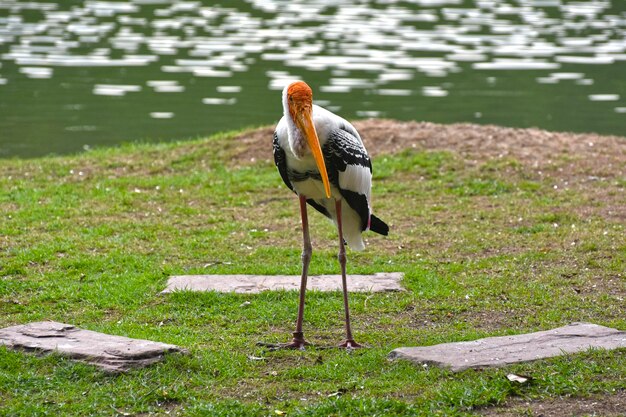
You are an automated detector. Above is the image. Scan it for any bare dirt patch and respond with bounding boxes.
[478,390,626,417]
[228,120,625,229]
[228,119,625,180]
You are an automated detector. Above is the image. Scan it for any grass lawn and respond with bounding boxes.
[0,123,624,416]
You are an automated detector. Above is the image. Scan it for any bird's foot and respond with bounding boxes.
[257,332,311,351]
[338,339,363,349]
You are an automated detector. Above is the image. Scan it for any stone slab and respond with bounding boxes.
[0,321,187,372]
[389,322,626,372]
[162,272,404,294]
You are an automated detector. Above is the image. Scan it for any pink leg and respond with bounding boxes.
[335,200,362,349]
[258,194,311,350]
[290,194,312,348]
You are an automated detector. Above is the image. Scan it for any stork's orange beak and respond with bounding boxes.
[296,109,331,198]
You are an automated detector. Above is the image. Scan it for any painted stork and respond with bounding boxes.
[269,81,389,349]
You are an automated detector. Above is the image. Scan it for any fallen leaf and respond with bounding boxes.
[506,373,533,384]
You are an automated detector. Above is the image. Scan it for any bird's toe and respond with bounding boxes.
[338,339,363,350]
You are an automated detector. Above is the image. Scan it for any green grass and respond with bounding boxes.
[0,128,624,416]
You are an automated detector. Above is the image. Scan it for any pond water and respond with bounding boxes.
[0,0,624,158]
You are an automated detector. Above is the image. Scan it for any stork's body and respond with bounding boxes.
[270,81,388,349]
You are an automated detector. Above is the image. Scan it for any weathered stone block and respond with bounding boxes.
[162,272,404,294]
[389,322,626,372]
[0,321,187,372]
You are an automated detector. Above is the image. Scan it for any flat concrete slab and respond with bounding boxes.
[0,321,187,372]
[162,272,404,294]
[389,323,626,372]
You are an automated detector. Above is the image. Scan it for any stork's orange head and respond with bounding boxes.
[286,81,313,122]
[283,81,331,198]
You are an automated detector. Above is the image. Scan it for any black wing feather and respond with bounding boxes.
[322,128,372,232]
[273,127,389,237]
[323,127,372,172]
[273,131,294,192]
[369,214,389,236]
[306,198,331,218]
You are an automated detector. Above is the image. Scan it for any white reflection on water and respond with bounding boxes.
[473,60,560,70]
[153,85,184,92]
[356,110,383,118]
[378,89,413,96]
[589,94,620,101]
[422,86,449,97]
[19,66,52,78]
[217,86,242,93]
[93,84,141,96]
[147,80,185,92]
[150,112,174,118]
[0,0,624,150]
[202,97,236,105]
[2,0,624,82]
